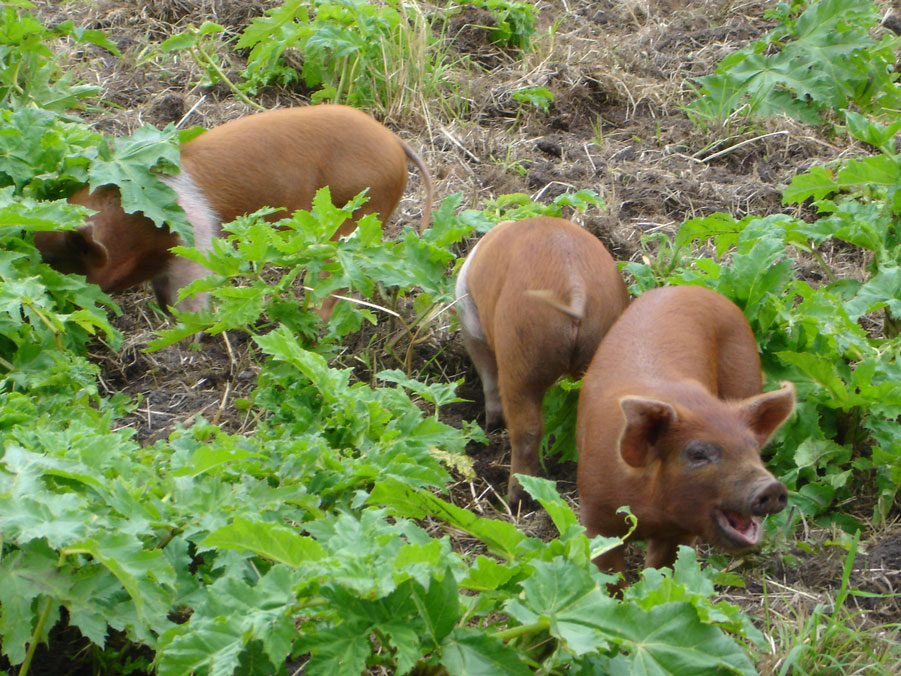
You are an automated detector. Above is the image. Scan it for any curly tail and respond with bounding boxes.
[525,286,586,320]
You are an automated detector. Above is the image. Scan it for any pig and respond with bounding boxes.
[576,284,795,578]
[456,217,630,508]
[34,104,433,313]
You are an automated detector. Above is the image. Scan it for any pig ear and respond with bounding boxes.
[618,397,678,468]
[739,381,796,448]
[66,227,108,269]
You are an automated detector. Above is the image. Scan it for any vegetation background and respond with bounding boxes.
[0,0,899,674]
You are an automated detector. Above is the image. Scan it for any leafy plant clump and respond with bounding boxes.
[7,0,899,673]
[687,0,901,126]
[235,0,453,116]
[0,0,119,111]
[453,0,539,50]
[3,188,764,675]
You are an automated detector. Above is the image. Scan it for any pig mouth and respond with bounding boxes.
[713,509,762,550]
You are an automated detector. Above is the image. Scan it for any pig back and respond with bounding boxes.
[180,105,408,225]
[581,285,762,400]
[467,217,628,365]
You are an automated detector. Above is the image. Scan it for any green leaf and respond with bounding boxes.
[87,124,192,243]
[460,555,518,592]
[845,265,901,320]
[0,543,60,664]
[202,516,326,566]
[407,571,460,649]
[156,616,245,676]
[369,480,525,560]
[66,533,174,626]
[160,32,199,52]
[516,475,580,535]
[297,622,372,676]
[505,557,615,655]
[596,602,756,676]
[441,628,532,676]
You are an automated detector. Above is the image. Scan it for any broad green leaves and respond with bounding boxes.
[236,0,448,114]
[85,123,191,243]
[0,4,789,675]
[688,0,901,125]
[0,3,118,111]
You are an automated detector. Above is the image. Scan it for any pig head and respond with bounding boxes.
[576,285,795,576]
[33,184,180,304]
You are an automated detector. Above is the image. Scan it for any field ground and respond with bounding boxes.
[19,0,901,673]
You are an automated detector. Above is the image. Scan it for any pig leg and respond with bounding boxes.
[158,258,213,313]
[495,332,562,507]
[456,249,503,428]
[645,535,697,570]
[462,332,504,430]
[494,314,573,508]
[500,379,546,508]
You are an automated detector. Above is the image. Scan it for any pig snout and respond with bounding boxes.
[749,477,788,515]
[712,475,787,551]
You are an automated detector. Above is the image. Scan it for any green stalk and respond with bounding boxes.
[493,618,551,642]
[25,302,63,351]
[19,596,55,676]
[190,46,265,112]
[793,242,838,283]
[334,56,350,105]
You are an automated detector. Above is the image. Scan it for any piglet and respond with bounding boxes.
[35,104,433,313]
[576,284,794,578]
[456,217,630,508]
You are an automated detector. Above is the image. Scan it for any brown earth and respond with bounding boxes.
[28,0,901,672]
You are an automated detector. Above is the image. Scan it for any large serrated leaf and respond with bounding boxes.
[595,601,756,676]
[505,557,614,656]
[202,516,326,566]
[441,627,532,676]
[87,124,192,243]
[369,479,526,560]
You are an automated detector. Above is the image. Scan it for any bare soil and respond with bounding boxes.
[27,0,901,672]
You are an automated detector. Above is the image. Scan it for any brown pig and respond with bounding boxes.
[34,104,433,313]
[456,217,630,508]
[576,284,795,578]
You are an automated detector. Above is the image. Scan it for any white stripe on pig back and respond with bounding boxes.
[160,168,221,312]
[455,238,485,341]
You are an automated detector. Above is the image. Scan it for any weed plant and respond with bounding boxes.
[687,0,901,127]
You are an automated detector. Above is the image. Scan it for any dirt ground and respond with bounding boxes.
[30,0,901,668]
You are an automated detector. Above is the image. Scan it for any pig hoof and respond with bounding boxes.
[506,485,538,515]
[484,412,506,434]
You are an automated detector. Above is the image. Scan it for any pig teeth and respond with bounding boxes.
[715,510,762,548]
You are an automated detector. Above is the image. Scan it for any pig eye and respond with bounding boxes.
[682,441,722,467]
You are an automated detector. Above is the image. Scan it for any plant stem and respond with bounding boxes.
[493,618,550,642]
[19,596,55,676]
[26,302,64,351]
[794,242,838,283]
[191,46,265,112]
